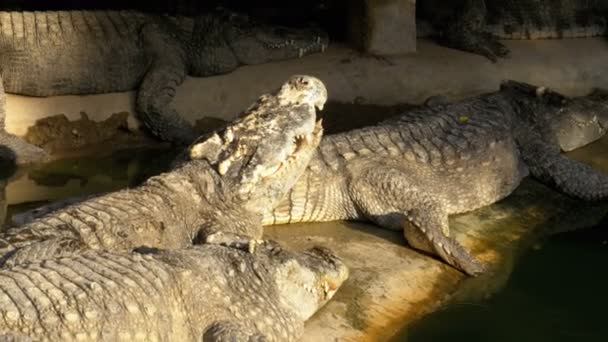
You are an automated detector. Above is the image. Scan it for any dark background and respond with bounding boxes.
[0,0,352,40]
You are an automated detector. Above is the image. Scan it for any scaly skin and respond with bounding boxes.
[264,80,608,276]
[418,0,608,61]
[0,9,328,163]
[0,75,327,267]
[0,240,349,341]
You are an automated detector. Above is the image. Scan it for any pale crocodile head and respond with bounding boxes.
[186,75,326,210]
[189,11,328,76]
[260,240,349,321]
[501,80,608,151]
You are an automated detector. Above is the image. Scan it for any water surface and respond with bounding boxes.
[1,147,176,227]
[394,225,608,342]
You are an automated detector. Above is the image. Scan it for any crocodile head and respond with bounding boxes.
[223,12,328,64]
[260,240,349,321]
[186,75,326,209]
[501,80,608,151]
[189,11,328,75]
[549,88,608,151]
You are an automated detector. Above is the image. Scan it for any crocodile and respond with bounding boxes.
[0,239,348,341]
[263,80,608,276]
[0,75,326,267]
[0,9,328,163]
[417,0,608,61]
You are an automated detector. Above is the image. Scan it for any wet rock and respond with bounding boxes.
[23,111,159,156]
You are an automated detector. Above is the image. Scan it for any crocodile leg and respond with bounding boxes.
[442,0,509,62]
[0,78,47,165]
[520,138,608,200]
[136,22,198,145]
[443,29,509,62]
[350,167,486,276]
[203,321,268,341]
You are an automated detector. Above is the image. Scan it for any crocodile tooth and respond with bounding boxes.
[536,86,547,97]
[305,133,313,145]
[218,159,231,175]
[315,97,325,110]
[313,119,324,135]
[223,128,234,143]
[261,163,282,178]
[248,240,257,254]
[321,44,327,52]
[299,48,304,58]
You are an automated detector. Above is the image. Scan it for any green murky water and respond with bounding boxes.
[1,147,177,227]
[395,225,608,342]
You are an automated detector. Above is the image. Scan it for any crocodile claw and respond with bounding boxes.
[204,231,263,253]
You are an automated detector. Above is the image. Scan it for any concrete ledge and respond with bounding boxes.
[6,38,608,138]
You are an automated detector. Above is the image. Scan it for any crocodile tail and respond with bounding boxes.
[520,137,608,201]
[0,11,143,43]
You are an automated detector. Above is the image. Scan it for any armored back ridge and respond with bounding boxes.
[0,75,326,267]
[0,9,329,163]
[264,80,608,276]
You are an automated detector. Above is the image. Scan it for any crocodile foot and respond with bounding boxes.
[204,231,264,253]
[442,30,510,62]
